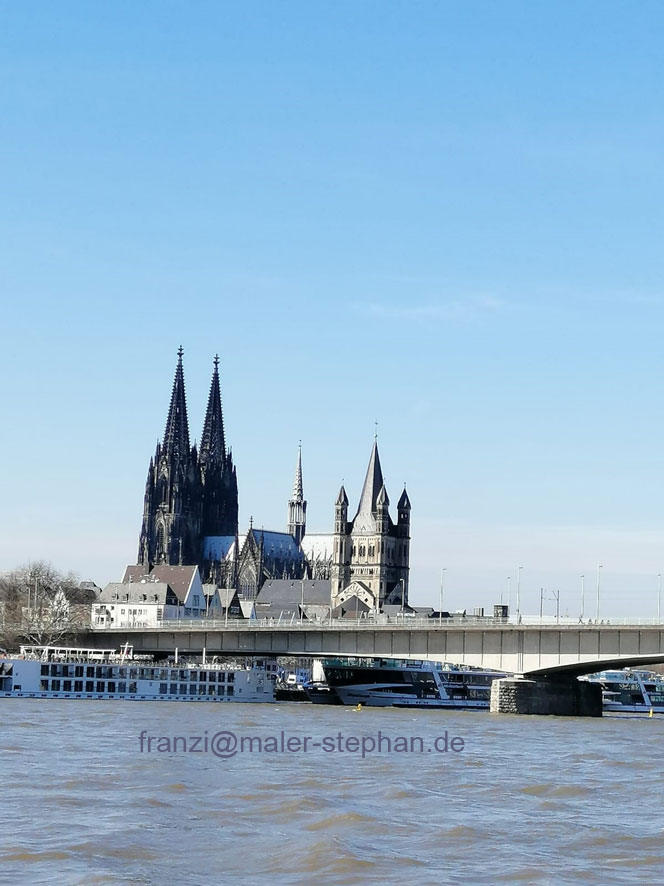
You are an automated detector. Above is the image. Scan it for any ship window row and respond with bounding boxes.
[40,664,235,682]
[163,684,234,696]
[41,680,138,693]
[39,679,234,696]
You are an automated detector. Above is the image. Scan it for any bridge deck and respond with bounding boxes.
[81,620,664,677]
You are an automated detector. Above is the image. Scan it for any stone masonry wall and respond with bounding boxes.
[490,677,603,717]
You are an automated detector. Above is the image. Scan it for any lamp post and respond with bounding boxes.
[658,573,662,623]
[439,568,446,626]
[596,565,602,621]
[506,576,511,617]
[516,566,523,622]
[580,574,585,621]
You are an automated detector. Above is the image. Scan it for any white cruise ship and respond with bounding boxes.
[0,646,275,703]
[322,657,506,708]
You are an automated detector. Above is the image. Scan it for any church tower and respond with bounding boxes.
[138,348,202,568]
[330,439,410,611]
[330,484,350,598]
[287,444,307,545]
[199,355,238,539]
[396,486,411,595]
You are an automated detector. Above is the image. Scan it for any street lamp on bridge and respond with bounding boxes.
[580,574,585,620]
[439,568,446,626]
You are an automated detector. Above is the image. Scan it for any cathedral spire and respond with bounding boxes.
[355,439,385,519]
[138,346,200,569]
[199,353,238,539]
[292,442,303,499]
[200,354,226,467]
[287,442,307,545]
[163,346,191,463]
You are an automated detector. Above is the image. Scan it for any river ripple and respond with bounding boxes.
[1,701,663,885]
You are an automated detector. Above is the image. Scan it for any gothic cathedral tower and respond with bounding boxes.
[138,348,202,568]
[199,356,238,538]
[137,349,239,572]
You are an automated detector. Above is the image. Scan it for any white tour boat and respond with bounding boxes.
[582,668,664,713]
[0,645,275,703]
[321,657,506,708]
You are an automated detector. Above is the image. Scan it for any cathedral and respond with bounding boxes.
[136,349,411,612]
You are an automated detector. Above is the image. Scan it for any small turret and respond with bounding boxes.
[397,485,411,536]
[376,484,390,534]
[334,484,348,533]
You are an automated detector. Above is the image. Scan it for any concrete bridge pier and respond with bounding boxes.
[490,676,603,717]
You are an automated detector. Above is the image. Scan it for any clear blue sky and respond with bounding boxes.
[1,2,664,617]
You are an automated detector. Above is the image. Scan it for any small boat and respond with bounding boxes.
[303,681,343,705]
[302,659,343,704]
[0,645,274,703]
[321,657,506,708]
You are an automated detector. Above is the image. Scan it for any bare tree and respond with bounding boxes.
[0,561,93,651]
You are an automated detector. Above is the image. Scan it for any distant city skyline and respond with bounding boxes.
[2,3,664,616]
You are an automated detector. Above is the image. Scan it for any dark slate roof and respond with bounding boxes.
[256,579,331,606]
[335,485,348,506]
[98,582,169,605]
[255,602,301,620]
[382,603,418,616]
[202,536,236,560]
[252,531,304,561]
[333,599,372,617]
[354,440,384,525]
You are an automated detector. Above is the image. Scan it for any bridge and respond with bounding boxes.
[81,616,664,678]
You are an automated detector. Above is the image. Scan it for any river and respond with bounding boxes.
[1,700,663,884]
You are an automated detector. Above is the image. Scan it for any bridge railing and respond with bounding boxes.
[89,614,664,631]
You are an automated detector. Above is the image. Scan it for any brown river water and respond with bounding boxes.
[1,700,663,885]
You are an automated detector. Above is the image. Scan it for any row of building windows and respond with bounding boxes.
[40,664,235,682]
[348,543,407,563]
[39,679,235,696]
